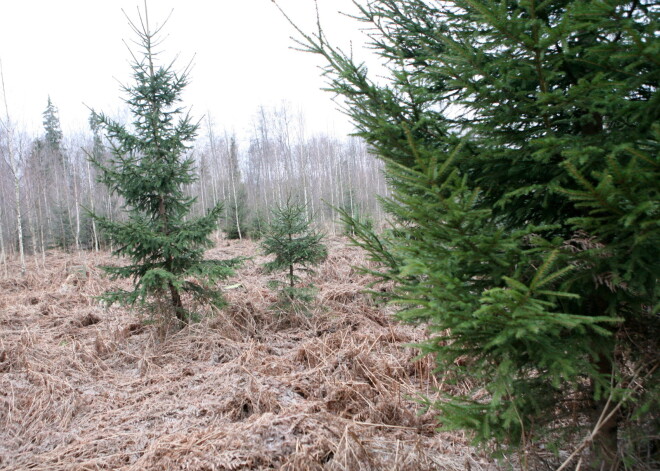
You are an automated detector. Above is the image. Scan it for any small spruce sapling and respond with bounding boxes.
[261,198,327,301]
[89,6,238,324]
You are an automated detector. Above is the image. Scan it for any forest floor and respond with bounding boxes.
[0,237,497,470]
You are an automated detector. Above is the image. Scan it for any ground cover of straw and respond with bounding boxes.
[0,237,495,470]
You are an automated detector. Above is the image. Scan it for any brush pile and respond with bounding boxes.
[0,238,494,470]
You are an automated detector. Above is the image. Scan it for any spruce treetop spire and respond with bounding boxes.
[42,95,63,153]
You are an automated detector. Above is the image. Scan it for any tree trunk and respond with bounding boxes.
[86,159,99,251]
[1,62,25,274]
[73,163,81,251]
[27,198,38,266]
[168,280,186,322]
[227,134,242,240]
[42,185,53,254]
[288,232,294,288]
[12,151,24,273]
[61,153,75,250]
[0,204,6,277]
[289,263,295,288]
[37,194,46,265]
[586,351,620,470]
[586,293,619,470]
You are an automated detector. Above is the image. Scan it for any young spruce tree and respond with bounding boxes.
[282,0,659,468]
[262,198,327,300]
[90,8,234,323]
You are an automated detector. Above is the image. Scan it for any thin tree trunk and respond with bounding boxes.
[327,142,337,236]
[72,160,81,251]
[588,354,620,470]
[168,279,186,322]
[1,62,25,274]
[586,294,620,470]
[199,155,207,212]
[37,193,46,265]
[11,140,24,273]
[105,193,114,251]
[208,122,230,230]
[288,232,294,288]
[60,151,75,250]
[0,204,6,277]
[226,134,242,240]
[27,196,39,267]
[86,159,99,251]
[205,115,220,209]
[41,186,51,259]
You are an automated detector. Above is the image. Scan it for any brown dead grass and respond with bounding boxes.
[0,237,495,470]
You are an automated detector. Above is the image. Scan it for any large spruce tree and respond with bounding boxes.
[284,0,659,468]
[90,7,234,323]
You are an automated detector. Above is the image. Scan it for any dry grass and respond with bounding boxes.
[0,237,495,470]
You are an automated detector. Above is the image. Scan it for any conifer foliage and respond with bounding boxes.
[261,198,327,299]
[42,96,64,156]
[287,0,659,467]
[90,7,234,323]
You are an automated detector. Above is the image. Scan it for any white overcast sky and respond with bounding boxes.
[0,0,376,139]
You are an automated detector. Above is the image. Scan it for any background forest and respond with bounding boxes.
[0,99,387,271]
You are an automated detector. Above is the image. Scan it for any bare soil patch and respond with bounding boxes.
[0,238,494,470]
